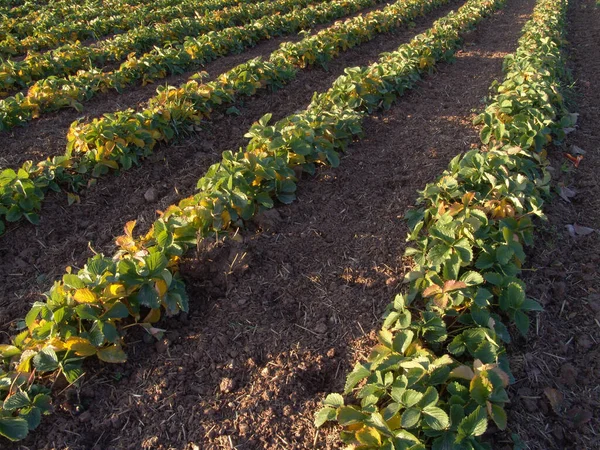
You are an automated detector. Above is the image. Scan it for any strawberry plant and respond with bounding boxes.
[315,0,571,447]
[0,0,503,440]
[0,0,331,96]
[0,0,256,57]
[0,0,381,124]
[2,0,437,230]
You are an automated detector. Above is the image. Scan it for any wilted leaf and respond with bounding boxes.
[558,185,577,203]
[450,365,475,381]
[573,224,595,235]
[443,280,467,292]
[543,387,564,414]
[356,427,382,446]
[97,345,127,363]
[64,337,97,357]
[566,224,596,237]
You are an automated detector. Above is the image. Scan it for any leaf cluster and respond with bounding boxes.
[315,0,570,447]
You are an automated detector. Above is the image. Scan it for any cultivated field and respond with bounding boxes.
[0,0,598,448]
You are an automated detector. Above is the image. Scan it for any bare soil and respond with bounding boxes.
[3,0,598,449]
[499,0,600,448]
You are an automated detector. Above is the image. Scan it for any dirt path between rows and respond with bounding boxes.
[0,0,464,328]
[2,0,539,447]
[500,0,600,448]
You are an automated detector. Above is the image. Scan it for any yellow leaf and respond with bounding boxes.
[123,220,136,237]
[64,337,97,356]
[103,283,126,299]
[221,210,231,228]
[143,308,161,324]
[97,345,127,363]
[17,350,36,373]
[155,279,168,297]
[100,159,119,169]
[131,137,145,148]
[356,426,381,446]
[73,288,98,304]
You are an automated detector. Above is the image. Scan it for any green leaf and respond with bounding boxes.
[21,406,41,430]
[427,243,452,267]
[402,389,423,407]
[501,282,525,310]
[513,310,530,336]
[3,391,30,412]
[483,272,504,286]
[101,301,130,319]
[432,432,457,450]
[323,393,344,408]
[473,341,496,364]
[33,348,59,372]
[521,298,543,311]
[490,403,507,430]
[496,245,514,265]
[460,271,484,286]
[392,330,414,354]
[99,321,120,344]
[401,407,421,428]
[457,406,487,441]
[32,394,52,411]
[337,406,368,426]
[474,288,493,307]
[344,363,371,393]
[0,344,21,358]
[145,253,168,277]
[0,417,29,441]
[136,283,160,309]
[422,406,450,430]
[418,387,439,408]
[470,375,492,405]
[314,406,337,428]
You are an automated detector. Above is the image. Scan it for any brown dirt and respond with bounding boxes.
[0,0,549,448]
[498,0,600,449]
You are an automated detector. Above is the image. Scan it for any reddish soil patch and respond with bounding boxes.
[0,0,545,448]
[499,0,600,448]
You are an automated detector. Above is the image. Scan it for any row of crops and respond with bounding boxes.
[0,0,573,446]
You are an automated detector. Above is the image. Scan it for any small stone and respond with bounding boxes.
[155,338,170,354]
[559,363,578,385]
[577,335,593,351]
[219,377,235,393]
[552,282,566,300]
[78,411,92,423]
[144,187,158,203]
[314,322,328,334]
